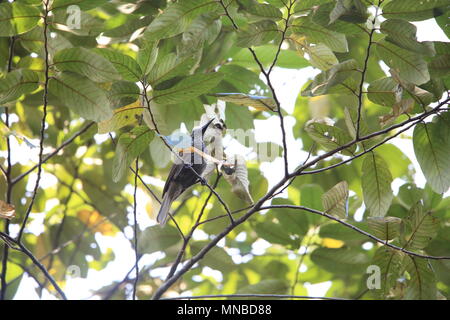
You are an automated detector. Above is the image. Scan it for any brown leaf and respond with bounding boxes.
[77,209,116,236]
[0,200,15,220]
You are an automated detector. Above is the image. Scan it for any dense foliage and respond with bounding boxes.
[0,0,449,300]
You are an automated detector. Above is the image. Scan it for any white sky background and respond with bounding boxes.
[8,18,449,299]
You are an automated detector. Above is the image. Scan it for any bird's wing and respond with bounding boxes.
[162,162,184,196]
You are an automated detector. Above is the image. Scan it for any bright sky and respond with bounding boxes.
[8,17,449,299]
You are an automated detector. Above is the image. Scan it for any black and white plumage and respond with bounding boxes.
[157,118,215,225]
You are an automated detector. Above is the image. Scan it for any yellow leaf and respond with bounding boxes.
[97,100,144,134]
[322,238,344,248]
[0,200,15,220]
[77,209,116,236]
[146,199,153,219]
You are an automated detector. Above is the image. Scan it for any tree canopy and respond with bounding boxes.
[0,0,449,300]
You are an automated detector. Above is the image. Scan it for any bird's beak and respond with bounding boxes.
[201,118,215,135]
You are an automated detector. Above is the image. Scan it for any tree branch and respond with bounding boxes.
[355,2,382,139]
[17,0,50,243]
[11,122,95,186]
[261,204,450,260]
[1,34,16,301]
[0,232,67,299]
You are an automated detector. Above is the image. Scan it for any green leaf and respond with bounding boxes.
[319,222,368,242]
[270,198,309,237]
[147,53,196,86]
[52,9,103,37]
[294,0,334,13]
[404,202,439,250]
[254,220,299,247]
[138,224,181,254]
[53,47,121,82]
[178,13,221,53]
[219,64,267,93]
[225,103,255,129]
[329,0,368,24]
[19,26,73,56]
[367,77,401,107]
[389,69,435,107]
[435,13,450,38]
[103,15,153,38]
[237,279,289,295]
[300,184,324,212]
[382,0,448,21]
[310,247,369,274]
[236,20,280,48]
[51,0,108,10]
[107,81,141,107]
[397,183,423,210]
[305,121,356,155]
[152,72,223,105]
[380,19,436,56]
[376,144,412,178]
[191,241,235,272]
[321,181,349,219]
[344,106,369,139]
[0,69,39,105]
[112,126,154,182]
[301,59,358,96]
[371,246,403,299]
[93,48,142,82]
[428,54,450,78]
[143,0,220,41]
[48,72,112,122]
[292,17,348,52]
[361,152,393,217]
[3,263,23,299]
[306,43,339,71]
[367,216,402,240]
[376,40,430,85]
[237,0,283,19]
[413,115,450,194]
[0,3,40,36]
[137,41,159,78]
[213,93,276,110]
[231,45,309,69]
[404,256,437,300]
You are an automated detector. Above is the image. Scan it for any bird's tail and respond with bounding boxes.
[157,192,173,226]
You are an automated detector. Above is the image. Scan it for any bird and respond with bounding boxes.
[157,118,215,225]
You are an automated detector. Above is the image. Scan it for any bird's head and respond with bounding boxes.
[191,118,215,138]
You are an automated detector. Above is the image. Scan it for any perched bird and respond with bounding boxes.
[157,118,215,225]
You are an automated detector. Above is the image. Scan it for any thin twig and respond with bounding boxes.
[0,34,15,301]
[261,205,450,260]
[220,0,291,177]
[165,173,222,281]
[17,1,50,242]
[0,232,67,299]
[11,122,95,186]
[356,1,382,139]
[290,225,319,296]
[293,98,449,177]
[40,157,83,295]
